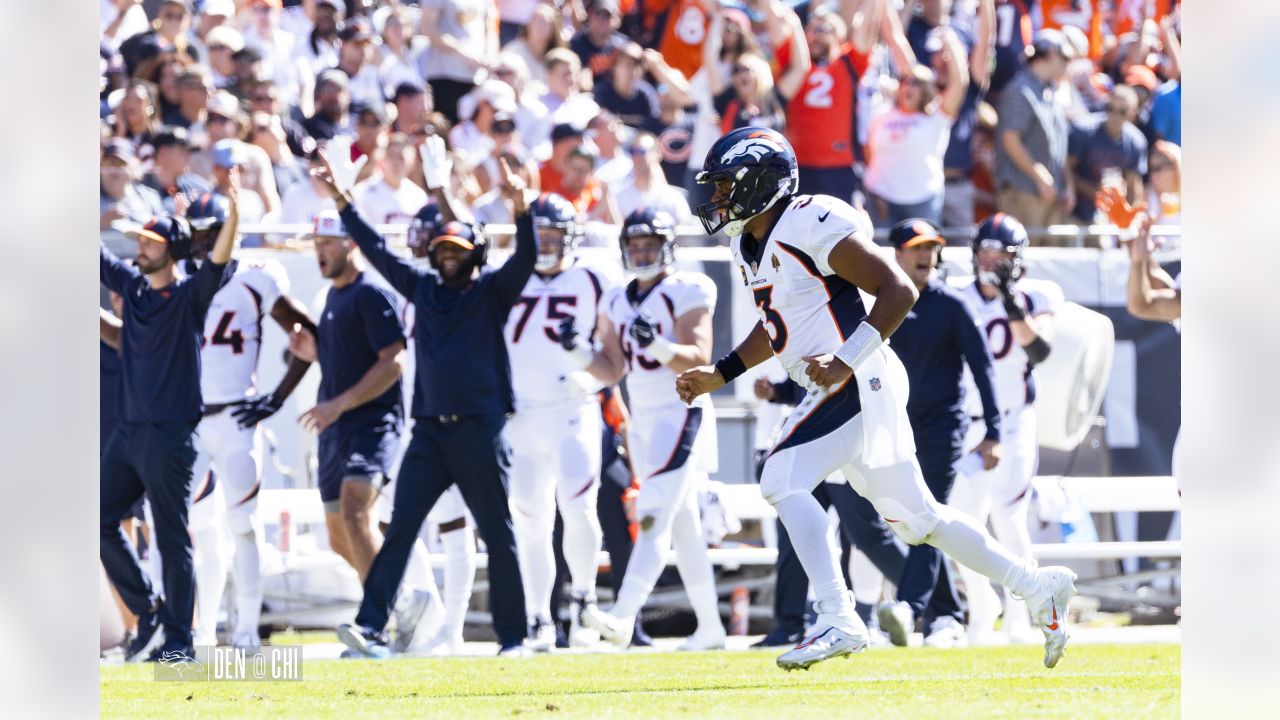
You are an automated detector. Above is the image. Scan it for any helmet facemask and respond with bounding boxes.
[972,238,1025,286]
[533,219,579,272]
[621,231,675,281]
[695,164,795,238]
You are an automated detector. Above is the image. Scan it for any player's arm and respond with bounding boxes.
[100,308,122,351]
[299,339,406,434]
[675,321,772,404]
[1126,215,1181,322]
[490,158,537,306]
[954,298,1003,469]
[207,173,239,266]
[567,308,628,386]
[233,295,319,428]
[420,134,475,224]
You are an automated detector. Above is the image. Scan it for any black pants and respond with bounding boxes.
[100,420,199,650]
[354,414,527,647]
[427,78,477,126]
[895,429,965,624]
[772,482,908,635]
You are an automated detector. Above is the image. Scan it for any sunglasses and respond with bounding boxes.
[358,117,383,128]
[251,94,274,104]
[731,65,751,75]
[493,122,516,134]
[1106,106,1128,115]
[1150,161,1171,172]
[160,11,187,21]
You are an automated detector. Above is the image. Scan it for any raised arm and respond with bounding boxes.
[775,9,812,101]
[1126,215,1181,322]
[854,0,888,57]
[703,9,727,95]
[937,27,970,117]
[100,242,140,294]
[876,0,916,72]
[490,157,537,306]
[100,307,122,351]
[971,0,995,89]
[421,134,474,224]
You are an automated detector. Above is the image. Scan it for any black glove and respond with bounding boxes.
[556,315,579,351]
[994,263,1026,320]
[629,313,658,348]
[232,393,283,429]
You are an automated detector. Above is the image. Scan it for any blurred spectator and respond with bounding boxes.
[540,122,587,196]
[559,144,620,223]
[101,0,150,49]
[586,111,633,187]
[539,49,600,136]
[336,17,384,109]
[1067,85,1147,223]
[491,54,551,155]
[474,111,523,193]
[572,0,628,82]
[100,139,164,231]
[229,47,267,101]
[351,104,390,186]
[110,80,162,158]
[151,0,195,58]
[211,139,266,223]
[988,0,1031,99]
[473,148,537,228]
[652,0,710,81]
[140,127,212,209]
[188,0,236,63]
[391,81,433,134]
[613,132,693,224]
[865,27,969,227]
[204,25,245,89]
[451,81,519,170]
[304,69,354,143]
[994,29,1073,238]
[143,55,191,123]
[242,0,298,103]
[688,5,759,206]
[708,53,786,136]
[279,152,338,230]
[189,90,245,179]
[352,133,429,226]
[655,92,698,192]
[293,0,343,78]
[376,6,425,97]
[419,0,499,124]
[248,112,308,197]
[970,101,999,224]
[163,67,212,130]
[906,0,995,228]
[1150,79,1180,147]
[501,3,565,90]
[1145,140,1181,228]
[247,78,314,159]
[592,43,661,132]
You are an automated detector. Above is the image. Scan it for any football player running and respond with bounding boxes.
[570,207,728,651]
[676,127,1076,671]
[182,192,317,650]
[950,213,1064,645]
[503,192,616,651]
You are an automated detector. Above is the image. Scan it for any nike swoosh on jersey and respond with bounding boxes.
[818,210,831,222]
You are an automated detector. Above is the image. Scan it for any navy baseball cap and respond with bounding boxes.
[888,219,945,249]
[429,220,480,251]
[551,123,584,143]
[125,215,186,245]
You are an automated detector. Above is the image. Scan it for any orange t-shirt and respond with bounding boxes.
[784,44,869,168]
[539,163,599,215]
[656,0,708,80]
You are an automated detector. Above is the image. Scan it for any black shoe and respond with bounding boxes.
[751,628,804,648]
[630,619,653,648]
[125,604,166,663]
[336,623,391,658]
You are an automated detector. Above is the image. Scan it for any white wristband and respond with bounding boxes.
[567,340,594,369]
[646,336,677,365]
[833,321,883,373]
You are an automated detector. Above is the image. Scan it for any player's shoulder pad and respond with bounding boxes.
[1018,277,1065,316]
[669,271,717,315]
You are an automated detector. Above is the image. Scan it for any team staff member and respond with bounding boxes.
[99,189,237,662]
[318,152,538,657]
[876,219,1003,649]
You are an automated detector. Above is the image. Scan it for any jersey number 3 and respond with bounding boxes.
[753,286,788,353]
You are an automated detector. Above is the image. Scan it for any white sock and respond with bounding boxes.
[926,505,1038,598]
[230,529,263,638]
[439,527,476,638]
[513,510,555,622]
[560,502,603,600]
[671,498,722,632]
[402,538,441,602]
[773,493,853,616]
[192,524,228,646]
[849,550,883,607]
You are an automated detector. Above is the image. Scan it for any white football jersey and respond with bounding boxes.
[959,277,1064,413]
[352,176,429,226]
[729,194,874,388]
[602,270,717,408]
[504,261,620,409]
[200,258,290,404]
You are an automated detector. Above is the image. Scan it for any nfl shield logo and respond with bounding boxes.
[869,377,881,391]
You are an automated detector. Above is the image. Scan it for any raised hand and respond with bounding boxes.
[1096,185,1148,230]
[496,155,529,214]
[419,134,452,191]
[318,136,367,194]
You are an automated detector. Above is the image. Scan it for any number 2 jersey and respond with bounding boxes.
[503,260,621,410]
[199,258,289,405]
[728,193,875,390]
[958,277,1064,414]
[601,271,718,410]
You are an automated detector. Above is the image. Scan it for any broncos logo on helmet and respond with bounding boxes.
[695,127,798,238]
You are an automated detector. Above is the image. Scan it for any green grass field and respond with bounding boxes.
[100,643,1179,719]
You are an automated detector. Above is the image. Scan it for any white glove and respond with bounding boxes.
[420,134,452,191]
[323,136,368,192]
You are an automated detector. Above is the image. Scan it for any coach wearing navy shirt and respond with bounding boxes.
[312,152,537,656]
[99,199,236,661]
[287,209,407,586]
[878,219,1002,648]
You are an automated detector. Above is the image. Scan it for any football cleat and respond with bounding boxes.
[229,630,261,653]
[497,642,532,658]
[527,616,557,653]
[923,617,967,649]
[125,605,166,663]
[776,614,869,671]
[421,629,464,657]
[877,600,914,648]
[392,589,441,653]
[580,604,633,648]
[336,623,391,659]
[678,624,727,652]
[567,595,601,648]
[1020,566,1077,668]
